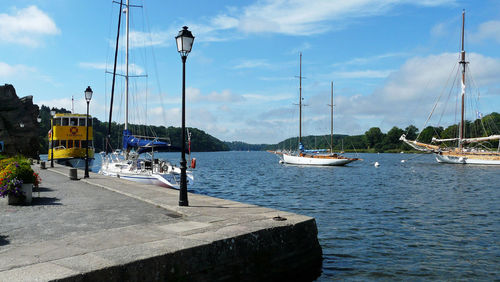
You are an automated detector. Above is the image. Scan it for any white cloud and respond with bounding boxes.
[334,52,410,66]
[335,52,500,129]
[79,62,145,76]
[187,87,245,103]
[471,20,500,44]
[0,6,59,47]
[236,0,457,35]
[233,59,271,69]
[0,62,35,77]
[334,69,395,79]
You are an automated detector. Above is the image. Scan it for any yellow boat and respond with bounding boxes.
[48,113,95,168]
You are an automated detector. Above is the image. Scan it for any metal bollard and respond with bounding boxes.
[40,161,46,169]
[69,168,78,180]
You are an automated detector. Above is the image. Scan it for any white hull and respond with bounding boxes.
[282,153,356,166]
[98,154,193,189]
[435,153,500,165]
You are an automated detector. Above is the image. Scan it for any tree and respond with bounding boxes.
[364,127,384,149]
[386,126,405,149]
[419,126,443,143]
[404,125,419,140]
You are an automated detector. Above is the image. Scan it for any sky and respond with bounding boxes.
[1,0,500,144]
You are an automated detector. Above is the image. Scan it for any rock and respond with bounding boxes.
[0,84,40,158]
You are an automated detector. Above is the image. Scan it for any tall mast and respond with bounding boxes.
[107,0,123,154]
[125,0,129,130]
[330,81,334,153]
[299,52,302,145]
[459,9,466,149]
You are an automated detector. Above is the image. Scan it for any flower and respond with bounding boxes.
[33,172,41,188]
[0,177,23,198]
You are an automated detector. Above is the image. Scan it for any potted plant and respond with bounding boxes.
[0,178,24,204]
[0,157,38,205]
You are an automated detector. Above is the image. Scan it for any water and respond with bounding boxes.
[49,152,500,280]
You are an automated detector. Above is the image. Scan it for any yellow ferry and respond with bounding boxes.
[48,113,95,168]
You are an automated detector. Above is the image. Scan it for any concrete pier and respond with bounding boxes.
[0,164,322,281]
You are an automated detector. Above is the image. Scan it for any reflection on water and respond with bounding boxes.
[42,152,500,280]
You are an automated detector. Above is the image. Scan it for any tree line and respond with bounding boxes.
[266,112,500,153]
[38,105,500,153]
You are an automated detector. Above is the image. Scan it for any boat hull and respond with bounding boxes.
[99,160,194,189]
[435,152,500,165]
[282,153,356,166]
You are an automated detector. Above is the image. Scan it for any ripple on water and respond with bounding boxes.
[82,152,500,281]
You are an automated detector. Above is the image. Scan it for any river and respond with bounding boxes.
[54,151,500,280]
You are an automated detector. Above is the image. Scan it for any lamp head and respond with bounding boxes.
[175,26,194,57]
[85,86,93,102]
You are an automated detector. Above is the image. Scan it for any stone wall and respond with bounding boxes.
[0,84,40,158]
[59,218,323,281]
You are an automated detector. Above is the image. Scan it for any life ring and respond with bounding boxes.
[190,158,196,169]
[70,127,78,135]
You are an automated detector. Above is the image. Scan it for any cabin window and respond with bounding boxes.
[62,118,69,126]
[81,140,87,148]
[67,140,73,148]
[70,118,78,126]
[60,140,66,148]
[79,118,86,126]
[54,140,60,147]
[87,117,92,127]
[54,118,61,126]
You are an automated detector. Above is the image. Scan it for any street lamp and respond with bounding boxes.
[37,115,41,160]
[175,26,194,207]
[50,108,56,167]
[84,86,93,178]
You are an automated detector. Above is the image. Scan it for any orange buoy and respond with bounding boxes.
[191,158,196,169]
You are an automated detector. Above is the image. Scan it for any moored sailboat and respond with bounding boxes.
[281,53,358,166]
[98,0,194,188]
[400,10,500,165]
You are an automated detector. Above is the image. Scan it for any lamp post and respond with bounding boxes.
[175,26,194,207]
[50,108,56,167]
[84,86,93,178]
[37,115,41,160]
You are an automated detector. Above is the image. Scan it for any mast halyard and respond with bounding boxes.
[459,9,467,149]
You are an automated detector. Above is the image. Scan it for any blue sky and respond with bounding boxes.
[1,0,500,144]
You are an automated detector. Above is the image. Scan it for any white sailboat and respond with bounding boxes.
[98,0,194,188]
[400,10,500,165]
[281,53,358,166]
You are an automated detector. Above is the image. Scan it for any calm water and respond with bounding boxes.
[59,152,500,280]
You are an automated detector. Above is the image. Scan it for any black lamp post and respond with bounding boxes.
[37,115,41,160]
[84,86,93,178]
[50,108,56,167]
[175,26,194,207]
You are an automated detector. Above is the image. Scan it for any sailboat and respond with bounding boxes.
[400,10,500,165]
[280,53,358,166]
[98,0,194,188]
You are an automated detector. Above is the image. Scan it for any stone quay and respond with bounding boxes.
[0,164,322,281]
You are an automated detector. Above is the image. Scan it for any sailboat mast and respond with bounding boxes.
[299,52,302,145]
[125,0,129,131]
[459,9,466,149]
[107,0,123,154]
[330,81,334,153]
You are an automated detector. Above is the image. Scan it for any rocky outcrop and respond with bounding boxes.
[0,84,40,158]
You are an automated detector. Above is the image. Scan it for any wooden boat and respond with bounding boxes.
[281,53,358,166]
[400,10,500,165]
